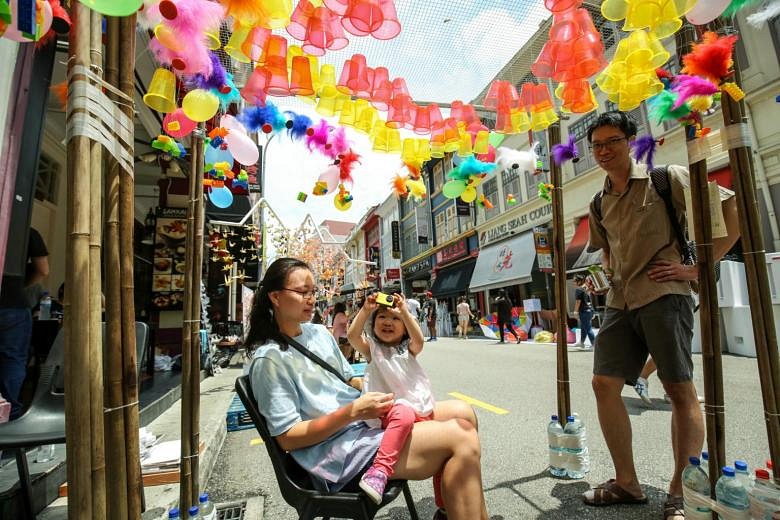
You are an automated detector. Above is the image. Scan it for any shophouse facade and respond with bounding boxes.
[375,194,402,292]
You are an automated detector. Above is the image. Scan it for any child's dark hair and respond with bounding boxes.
[370,307,410,345]
[245,257,311,352]
[333,301,347,316]
[586,110,638,143]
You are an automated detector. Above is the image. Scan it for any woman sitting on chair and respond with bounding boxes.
[245,258,489,520]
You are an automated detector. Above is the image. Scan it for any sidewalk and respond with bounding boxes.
[39,365,241,520]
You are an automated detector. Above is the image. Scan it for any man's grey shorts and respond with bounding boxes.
[594,294,694,384]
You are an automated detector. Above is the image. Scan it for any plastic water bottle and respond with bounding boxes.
[187,505,200,519]
[547,415,566,477]
[716,466,749,519]
[735,460,752,490]
[168,507,180,519]
[701,451,709,477]
[563,415,588,479]
[682,456,712,519]
[39,291,51,320]
[199,493,216,520]
[751,469,780,520]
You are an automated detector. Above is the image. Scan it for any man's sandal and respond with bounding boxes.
[663,494,685,520]
[582,479,649,506]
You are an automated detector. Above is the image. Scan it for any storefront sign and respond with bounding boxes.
[436,239,468,265]
[478,203,552,247]
[248,148,261,193]
[455,197,471,216]
[152,207,188,310]
[533,226,553,273]
[403,257,432,278]
[415,205,429,244]
[391,220,401,259]
[385,268,400,280]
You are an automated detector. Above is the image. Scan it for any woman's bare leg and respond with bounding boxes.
[392,419,488,520]
[432,399,478,430]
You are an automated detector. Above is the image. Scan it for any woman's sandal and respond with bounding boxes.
[582,479,649,506]
[663,494,685,520]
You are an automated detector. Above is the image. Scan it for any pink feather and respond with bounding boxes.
[306,119,330,153]
[671,75,719,109]
[326,127,349,159]
[149,37,212,76]
[161,0,225,36]
[138,0,164,30]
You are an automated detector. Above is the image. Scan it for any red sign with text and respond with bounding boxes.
[385,268,400,280]
[436,239,468,265]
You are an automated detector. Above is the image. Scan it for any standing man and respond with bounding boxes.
[423,291,437,342]
[573,274,595,351]
[581,111,740,519]
[0,227,49,419]
[494,289,521,344]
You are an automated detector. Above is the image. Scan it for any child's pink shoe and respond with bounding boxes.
[359,467,388,504]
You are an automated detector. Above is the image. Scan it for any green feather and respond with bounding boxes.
[723,0,762,18]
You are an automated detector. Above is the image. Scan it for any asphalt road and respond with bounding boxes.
[207,336,771,519]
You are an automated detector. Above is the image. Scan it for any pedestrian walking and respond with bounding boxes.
[573,275,595,350]
[456,296,473,339]
[494,290,520,344]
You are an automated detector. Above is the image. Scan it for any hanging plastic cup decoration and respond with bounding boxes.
[601,0,696,39]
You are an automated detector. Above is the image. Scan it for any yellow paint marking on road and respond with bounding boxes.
[448,392,509,415]
[250,438,264,446]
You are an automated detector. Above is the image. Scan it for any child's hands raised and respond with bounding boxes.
[363,293,379,313]
[393,293,407,312]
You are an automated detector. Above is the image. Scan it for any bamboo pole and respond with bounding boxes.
[189,125,205,505]
[65,2,94,517]
[719,55,780,479]
[103,15,128,520]
[88,8,106,519]
[117,14,142,517]
[179,126,200,511]
[547,122,571,424]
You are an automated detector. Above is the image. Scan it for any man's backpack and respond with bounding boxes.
[592,165,697,266]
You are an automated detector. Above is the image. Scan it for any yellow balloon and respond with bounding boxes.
[334,196,352,211]
[182,89,220,122]
[461,187,477,203]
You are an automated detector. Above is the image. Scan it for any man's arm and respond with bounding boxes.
[27,256,49,287]
[713,196,740,261]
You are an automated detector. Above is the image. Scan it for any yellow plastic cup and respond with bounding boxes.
[258,0,293,29]
[510,109,531,134]
[154,23,182,52]
[182,89,220,122]
[204,28,221,50]
[143,68,177,114]
[354,105,377,134]
[473,130,489,155]
[601,0,629,21]
[225,23,251,63]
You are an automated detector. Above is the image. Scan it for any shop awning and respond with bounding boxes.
[431,259,476,298]
[469,231,536,292]
[566,217,602,274]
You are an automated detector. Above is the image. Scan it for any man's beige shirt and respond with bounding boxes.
[586,161,729,310]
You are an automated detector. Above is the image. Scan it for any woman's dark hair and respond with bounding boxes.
[333,302,347,316]
[245,257,311,351]
[586,110,638,143]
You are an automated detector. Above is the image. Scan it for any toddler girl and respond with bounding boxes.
[346,292,443,511]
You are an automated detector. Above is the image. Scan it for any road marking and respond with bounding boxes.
[448,392,509,415]
[250,438,264,446]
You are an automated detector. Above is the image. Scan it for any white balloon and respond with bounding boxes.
[686,0,731,25]
[224,130,259,165]
[220,114,248,135]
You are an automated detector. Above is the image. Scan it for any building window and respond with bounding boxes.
[402,223,419,259]
[482,177,500,221]
[501,167,522,206]
[569,111,600,176]
[35,153,60,203]
[432,161,444,194]
[526,169,550,201]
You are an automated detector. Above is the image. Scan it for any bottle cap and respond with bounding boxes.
[722,466,735,477]
[42,291,49,296]
[566,415,575,422]
[701,451,709,460]
[735,460,748,471]
[688,456,700,465]
[199,493,208,503]
[168,507,180,519]
[188,506,199,516]
[768,460,774,470]
[551,415,558,421]
[756,469,770,480]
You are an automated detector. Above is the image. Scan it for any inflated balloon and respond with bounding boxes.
[209,186,234,208]
[686,0,730,25]
[442,180,467,199]
[334,195,352,211]
[182,89,220,122]
[220,114,248,134]
[163,109,197,138]
[204,145,234,168]
[79,0,144,17]
[224,130,259,165]
[317,165,341,193]
[461,186,477,203]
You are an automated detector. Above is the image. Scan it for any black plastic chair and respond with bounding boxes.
[235,375,420,520]
[0,321,149,518]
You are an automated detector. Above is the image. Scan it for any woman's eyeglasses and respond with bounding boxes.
[590,137,627,152]
[282,288,317,300]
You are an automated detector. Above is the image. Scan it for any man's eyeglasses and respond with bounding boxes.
[282,288,317,300]
[590,137,627,152]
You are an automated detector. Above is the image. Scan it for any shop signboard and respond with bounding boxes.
[533,226,553,273]
[415,205,429,244]
[152,207,187,310]
[385,268,400,280]
[403,257,432,278]
[455,197,471,216]
[478,202,552,247]
[391,220,401,259]
[436,238,468,265]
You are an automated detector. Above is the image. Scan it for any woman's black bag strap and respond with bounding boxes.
[282,334,349,384]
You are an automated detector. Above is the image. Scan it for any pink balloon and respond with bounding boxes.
[163,109,197,138]
[686,0,730,25]
[317,165,340,193]
[220,114,248,135]
[224,131,259,165]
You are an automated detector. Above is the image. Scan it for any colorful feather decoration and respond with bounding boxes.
[552,134,579,166]
[496,146,537,173]
[161,0,225,37]
[631,135,658,171]
[648,90,692,125]
[336,149,361,186]
[747,0,780,27]
[213,72,240,109]
[190,52,227,91]
[392,174,409,198]
[306,119,330,153]
[218,0,268,25]
[681,32,739,84]
[238,103,282,133]
[284,111,313,141]
[723,0,763,18]
[670,75,719,109]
